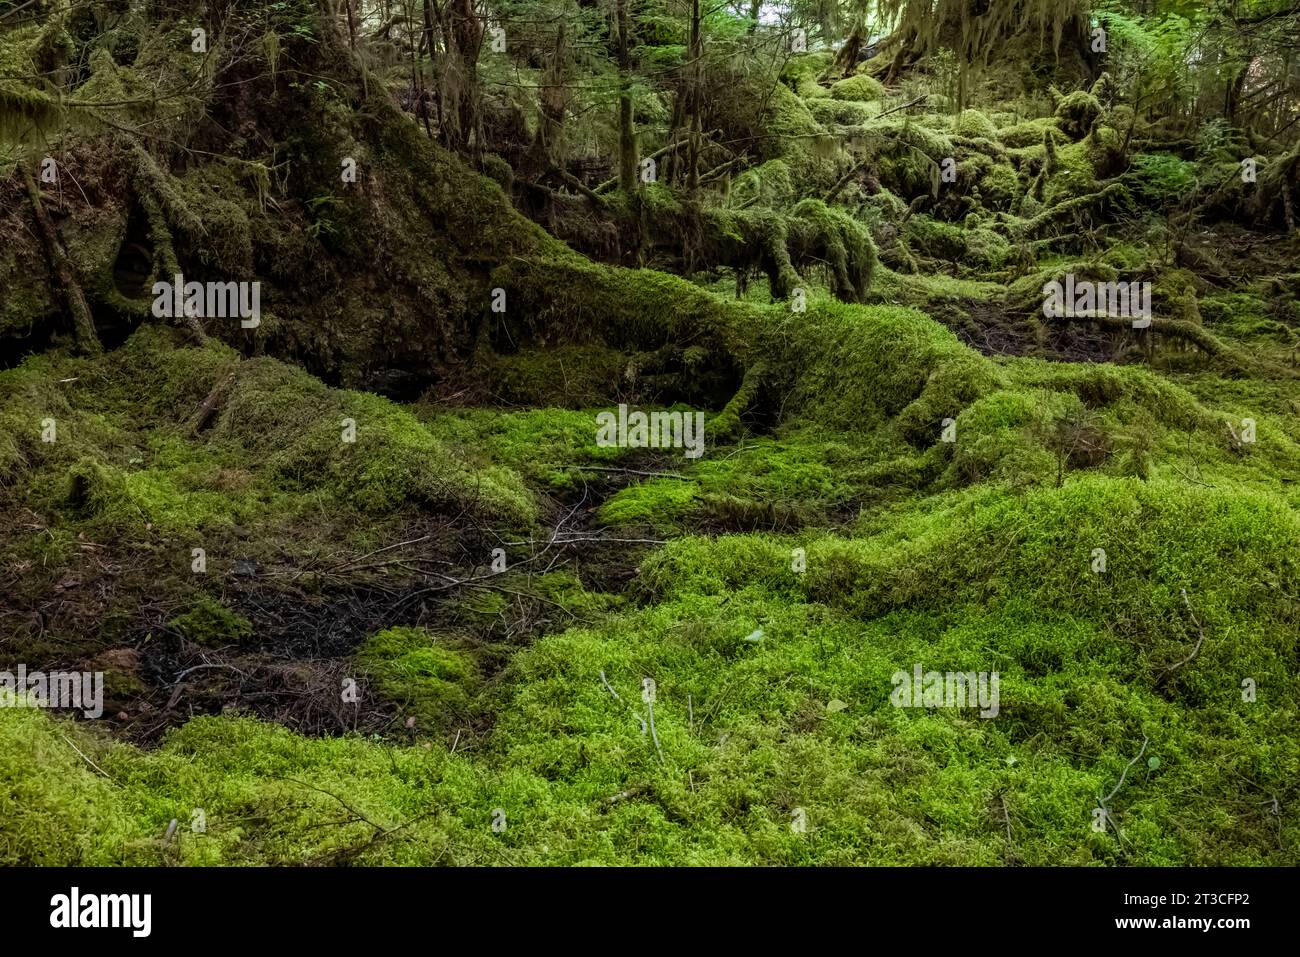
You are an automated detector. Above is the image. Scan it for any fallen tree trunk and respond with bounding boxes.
[1047,312,1273,377]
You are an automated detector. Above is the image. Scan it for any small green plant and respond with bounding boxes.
[305,194,339,238]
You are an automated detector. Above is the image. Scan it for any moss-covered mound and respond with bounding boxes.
[3,0,1300,870]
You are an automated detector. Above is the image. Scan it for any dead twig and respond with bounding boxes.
[562,465,688,479]
[1158,588,1207,684]
[1094,734,1149,845]
[599,670,623,702]
[61,734,114,781]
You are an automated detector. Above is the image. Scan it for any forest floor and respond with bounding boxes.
[2,10,1299,866]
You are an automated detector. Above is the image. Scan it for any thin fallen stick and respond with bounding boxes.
[61,734,112,780]
[504,534,667,546]
[1159,589,1206,683]
[171,662,247,683]
[647,701,665,765]
[600,670,623,702]
[1093,734,1148,847]
[187,373,235,435]
[330,534,433,570]
[1100,735,1149,807]
[562,465,688,479]
[1169,464,1215,488]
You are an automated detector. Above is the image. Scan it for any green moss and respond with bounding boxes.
[795,77,831,100]
[873,266,1006,306]
[356,626,477,728]
[730,159,795,208]
[789,198,877,302]
[975,161,1022,209]
[954,109,998,139]
[1055,91,1102,139]
[1042,139,1102,205]
[600,479,701,530]
[424,407,627,491]
[4,459,1299,865]
[965,226,1013,269]
[1200,292,1291,343]
[213,356,536,524]
[830,74,885,103]
[479,153,514,191]
[781,52,833,87]
[0,709,150,865]
[905,215,967,260]
[168,596,254,646]
[807,98,875,126]
[998,117,1063,149]
[4,15,1300,868]
[763,83,842,189]
[942,388,1077,486]
[769,300,1007,442]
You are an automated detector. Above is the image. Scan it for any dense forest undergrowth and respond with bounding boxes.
[1,0,1298,864]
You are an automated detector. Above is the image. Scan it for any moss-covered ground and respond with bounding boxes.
[2,6,1298,867]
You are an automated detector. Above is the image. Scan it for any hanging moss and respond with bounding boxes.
[0,83,63,146]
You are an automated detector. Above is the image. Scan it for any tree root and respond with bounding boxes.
[711,359,768,442]
[1014,181,1130,239]
[1046,312,1270,377]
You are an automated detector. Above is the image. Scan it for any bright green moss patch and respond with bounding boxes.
[478,346,630,407]
[599,478,701,530]
[998,117,1063,148]
[214,361,535,523]
[422,407,629,491]
[0,709,151,866]
[1,327,539,540]
[769,300,1007,439]
[357,627,478,729]
[942,388,1074,486]
[596,427,919,531]
[807,98,875,126]
[1200,291,1293,344]
[830,74,885,102]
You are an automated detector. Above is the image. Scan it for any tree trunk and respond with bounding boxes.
[446,0,483,155]
[685,0,702,195]
[22,165,101,355]
[617,0,638,193]
[832,22,865,78]
[1226,64,1248,127]
[529,23,569,177]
